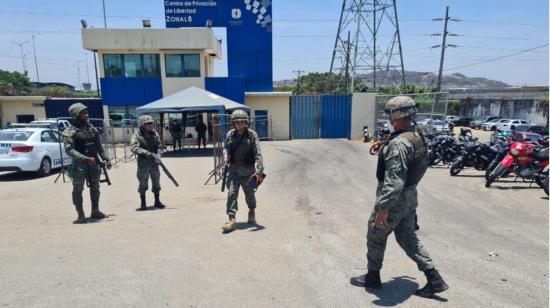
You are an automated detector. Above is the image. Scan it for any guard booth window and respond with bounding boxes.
[103,54,160,78]
[165,54,201,77]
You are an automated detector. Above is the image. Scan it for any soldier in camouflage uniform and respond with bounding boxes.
[222,110,264,233]
[351,96,449,298]
[130,115,166,211]
[63,103,112,224]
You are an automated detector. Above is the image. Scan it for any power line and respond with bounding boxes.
[443,43,549,71]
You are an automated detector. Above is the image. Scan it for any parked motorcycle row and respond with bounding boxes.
[427,128,549,196]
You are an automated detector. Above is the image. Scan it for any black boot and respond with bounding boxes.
[415,269,449,298]
[136,194,147,211]
[350,270,382,289]
[73,205,86,224]
[153,193,166,209]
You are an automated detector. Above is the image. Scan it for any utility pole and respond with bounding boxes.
[431,6,459,110]
[102,0,107,28]
[76,61,82,91]
[432,6,459,92]
[31,35,40,82]
[12,41,29,75]
[293,70,306,95]
[93,51,100,96]
[84,52,91,84]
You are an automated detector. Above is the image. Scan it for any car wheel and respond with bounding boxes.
[37,157,52,177]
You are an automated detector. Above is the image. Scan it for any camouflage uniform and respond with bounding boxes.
[353,96,448,297]
[130,123,163,195]
[223,128,264,216]
[169,121,182,151]
[63,103,109,222]
[367,131,435,271]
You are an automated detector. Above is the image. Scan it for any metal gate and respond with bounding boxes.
[320,95,351,139]
[291,95,320,139]
[291,95,351,139]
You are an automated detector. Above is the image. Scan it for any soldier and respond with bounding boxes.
[222,110,264,232]
[130,115,167,211]
[63,103,112,224]
[195,117,207,149]
[350,96,449,298]
[169,119,182,151]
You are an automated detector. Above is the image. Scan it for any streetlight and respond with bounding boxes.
[31,34,40,83]
[12,41,29,74]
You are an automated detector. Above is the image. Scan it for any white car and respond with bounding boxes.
[29,119,72,131]
[482,118,509,131]
[0,128,72,176]
[497,119,530,131]
[445,115,459,122]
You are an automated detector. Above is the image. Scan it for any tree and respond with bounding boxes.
[0,70,34,95]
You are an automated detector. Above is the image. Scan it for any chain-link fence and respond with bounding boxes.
[375,92,450,135]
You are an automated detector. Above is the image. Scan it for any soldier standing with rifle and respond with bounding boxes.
[63,103,112,224]
[130,115,167,211]
[350,96,449,298]
[221,110,265,233]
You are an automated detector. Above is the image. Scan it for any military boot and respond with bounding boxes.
[153,193,166,209]
[90,190,106,219]
[350,270,382,289]
[136,193,147,211]
[222,215,237,233]
[415,269,449,298]
[247,209,256,224]
[73,205,86,224]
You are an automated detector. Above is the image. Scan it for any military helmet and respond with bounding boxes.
[68,102,88,118]
[139,115,154,127]
[231,110,248,123]
[384,96,417,120]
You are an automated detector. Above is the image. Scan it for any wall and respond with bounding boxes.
[351,93,377,140]
[460,98,548,126]
[0,97,46,126]
[245,94,291,140]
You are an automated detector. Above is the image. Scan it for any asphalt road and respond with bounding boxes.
[0,138,547,307]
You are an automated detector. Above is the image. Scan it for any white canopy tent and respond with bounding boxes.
[135,86,249,143]
[136,86,249,114]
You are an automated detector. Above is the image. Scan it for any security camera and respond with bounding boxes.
[80,19,88,29]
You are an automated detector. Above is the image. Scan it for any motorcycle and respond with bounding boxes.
[450,139,496,176]
[485,140,549,188]
[363,125,370,143]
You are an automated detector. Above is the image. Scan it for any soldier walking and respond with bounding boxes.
[350,96,449,298]
[222,110,264,232]
[130,115,167,211]
[63,103,112,224]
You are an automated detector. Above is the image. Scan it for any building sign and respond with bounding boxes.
[164,0,273,93]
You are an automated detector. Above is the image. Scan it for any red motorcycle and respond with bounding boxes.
[485,140,548,189]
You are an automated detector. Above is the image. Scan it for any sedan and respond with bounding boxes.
[452,117,474,127]
[470,116,501,129]
[482,118,509,131]
[514,124,548,136]
[0,128,72,176]
[497,119,530,131]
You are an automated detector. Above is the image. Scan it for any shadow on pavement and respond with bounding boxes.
[492,185,541,190]
[452,174,485,178]
[163,148,213,158]
[365,276,428,307]
[0,169,60,182]
[222,223,266,234]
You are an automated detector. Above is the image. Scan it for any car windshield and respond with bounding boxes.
[0,130,34,141]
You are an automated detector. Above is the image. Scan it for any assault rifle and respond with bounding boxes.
[151,153,179,187]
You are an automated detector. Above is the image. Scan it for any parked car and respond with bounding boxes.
[469,116,501,129]
[482,118,509,131]
[432,120,451,133]
[29,119,72,131]
[497,119,530,131]
[514,124,548,136]
[490,129,513,143]
[0,128,71,176]
[452,117,474,127]
[446,115,459,122]
[512,131,544,144]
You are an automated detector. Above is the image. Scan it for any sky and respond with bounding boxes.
[0,0,548,89]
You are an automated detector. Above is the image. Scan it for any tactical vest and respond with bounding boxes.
[228,129,255,166]
[74,127,98,158]
[138,130,159,154]
[376,130,429,187]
